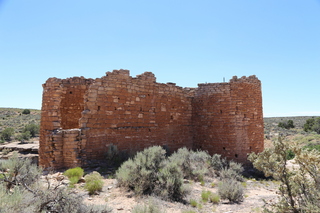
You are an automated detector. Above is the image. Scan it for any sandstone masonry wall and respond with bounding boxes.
[192,76,264,163]
[39,70,264,169]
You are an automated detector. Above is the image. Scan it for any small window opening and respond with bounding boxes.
[97,106,100,111]
[170,115,174,120]
[149,129,151,132]
[235,154,238,158]
[114,107,117,110]
[220,110,223,114]
[223,147,226,150]
[69,91,73,94]
[249,146,252,150]
[140,107,143,111]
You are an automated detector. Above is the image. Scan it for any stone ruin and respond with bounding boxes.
[39,69,264,169]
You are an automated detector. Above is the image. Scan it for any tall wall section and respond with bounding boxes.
[192,76,264,163]
[39,70,264,169]
[79,70,194,165]
[39,77,93,168]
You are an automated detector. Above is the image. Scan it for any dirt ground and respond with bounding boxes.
[44,171,279,213]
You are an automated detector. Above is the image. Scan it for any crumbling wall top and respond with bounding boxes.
[135,71,156,82]
[230,75,261,84]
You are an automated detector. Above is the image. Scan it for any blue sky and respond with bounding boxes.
[0,0,319,117]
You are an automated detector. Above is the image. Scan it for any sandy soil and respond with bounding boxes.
[44,172,279,213]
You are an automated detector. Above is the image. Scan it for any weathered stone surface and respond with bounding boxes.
[39,70,264,169]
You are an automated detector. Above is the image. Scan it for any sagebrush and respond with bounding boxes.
[249,137,320,212]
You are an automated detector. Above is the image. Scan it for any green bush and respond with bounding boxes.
[168,147,211,181]
[304,117,320,134]
[116,146,188,201]
[182,211,196,213]
[248,137,320,212]
[211,154,244,181]
[209,193,220,204]
[84,171,104,195]
[132,200,164,213]
[189,199,198,207]
[63,167,84,184]
[211,154,229,174]
[201,190,211,202]
[286,149,295,160]
[22,109,30,115]
[218,179,244,203]
[17,131,31,142]
[278,120,295,129]
[1,127,14,141]
[303,143,320,152]
[0,154,111,213]
[23,123,39,137]
[155,160,188,201]
[1,148,11,155]
[219,161,244,181]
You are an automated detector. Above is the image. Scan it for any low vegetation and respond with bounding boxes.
[278,119,295,129]
[84,171,104,195]
[0,152,111,213]
[5,111,320,211]
[304,117,320,134]
[64,167,84,185]
[0,108,40,142]
[116,146,244,203]
[249,137,320,212]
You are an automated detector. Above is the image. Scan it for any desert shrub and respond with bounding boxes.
[189,199,198,207]
[0,153,111,213]
[210,154,228,172]
[132,200,164,213]
[105,143,128,167]
[106,143,118,160]
[248,137,320,212]
[116,146,187,201]
[17,131,31,142]
[155,160,188,201]
[64,167,84,184]
[286,149,295,160]
[304,117,320,134]
[84,171,104,195]
[0,152,42,190]
[209,193,220,204]
[218,179,244,203]
[0,127,14,141]
[219,161,244,182]
[303,143,320,152]
[22,109,30,115]
[278,120,295,129]
[211,154,244,181]
[23,123,39,137]
[86,204,113,213]
[201,190,211,202]
[1,148,11,155]
[69,176,80,186]
[168,147,211,181]
[116,146,166,195]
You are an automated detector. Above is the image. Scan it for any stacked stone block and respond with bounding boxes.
[39,70,264,169]
[192,76,264,163]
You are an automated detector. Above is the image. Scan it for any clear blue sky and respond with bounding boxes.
[0,0,319,117]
